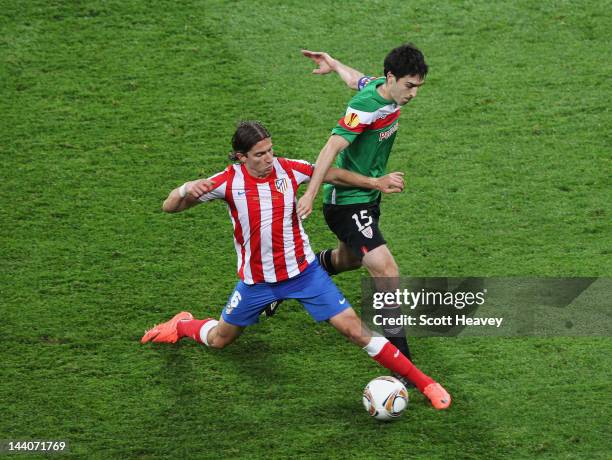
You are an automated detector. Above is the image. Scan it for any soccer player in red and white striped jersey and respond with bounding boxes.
[191,156,316,285]
[142,121,451,410]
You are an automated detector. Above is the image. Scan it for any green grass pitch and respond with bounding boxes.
[1,0,610,458]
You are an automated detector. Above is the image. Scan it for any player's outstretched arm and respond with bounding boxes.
[297,135,349,219]
[301,49,365,90]
[162,179,215,213]
[325,169,405,194]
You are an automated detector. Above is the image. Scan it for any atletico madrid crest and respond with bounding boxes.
[275,178,288,194]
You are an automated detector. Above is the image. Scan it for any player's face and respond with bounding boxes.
[388,74,424,106]
[239,137,275,178]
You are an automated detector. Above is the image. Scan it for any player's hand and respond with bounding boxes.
[301,49,337,75]
[297,193,314,220]
[184,179,216,199]
[376,172,405,193]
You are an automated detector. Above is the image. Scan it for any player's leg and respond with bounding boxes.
[200,318,243,349]
[360,244,411,362]
[334,241,362,271]
[141,312,244,346]
[361,243,398,277]
[174,315,243,348]
[318,203,366,276]
[324,200,413,361]
[325,306,370,347]
[141,281,275,347]
[293,263,450,409]
[327,308,451,410]
[317,241,362,275]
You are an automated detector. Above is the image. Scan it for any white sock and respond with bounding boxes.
[199,320,219,346]
[363,335,389,357]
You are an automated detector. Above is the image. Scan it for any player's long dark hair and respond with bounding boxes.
[383,43,428,80]
[229,121,271,161]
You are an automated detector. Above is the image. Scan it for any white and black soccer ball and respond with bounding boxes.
[362,376,409,421]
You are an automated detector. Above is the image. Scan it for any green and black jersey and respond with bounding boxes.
[323,77,401,205]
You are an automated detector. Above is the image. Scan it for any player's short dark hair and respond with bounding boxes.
[383,43,428,80]
[229,121,271,161]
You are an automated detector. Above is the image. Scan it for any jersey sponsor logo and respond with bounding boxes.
[379,121,399,141]
[274,178,288,194]
[344,112,360,128]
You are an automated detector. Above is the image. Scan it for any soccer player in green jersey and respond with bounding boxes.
[297,44,428,363]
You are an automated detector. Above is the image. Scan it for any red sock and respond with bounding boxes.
[177,319,207,343]
[372,342,434,393]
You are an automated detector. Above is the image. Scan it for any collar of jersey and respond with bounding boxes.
[240,163,277,183]
[371,77,395,105]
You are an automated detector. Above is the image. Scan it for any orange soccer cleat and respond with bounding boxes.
[423,382,452,410]
[141,311,193,344]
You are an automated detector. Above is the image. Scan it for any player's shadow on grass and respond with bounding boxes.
[214,333,287,385]
[159,347,200,413]
[130,345,202,445]
[137,343,275,438]
[153,332,286,396]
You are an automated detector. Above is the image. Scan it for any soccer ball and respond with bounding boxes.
[362,376,409,421]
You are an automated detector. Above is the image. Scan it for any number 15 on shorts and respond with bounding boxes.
[352,210,372,231]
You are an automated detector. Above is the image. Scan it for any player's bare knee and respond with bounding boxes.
[365,257,398,278]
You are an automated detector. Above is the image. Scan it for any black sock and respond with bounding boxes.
[316,249,338,275]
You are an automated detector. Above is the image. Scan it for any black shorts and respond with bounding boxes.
[323,199,387,260]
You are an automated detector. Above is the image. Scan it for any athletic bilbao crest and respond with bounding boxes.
[275,178,288,194]
[361,226,373,239]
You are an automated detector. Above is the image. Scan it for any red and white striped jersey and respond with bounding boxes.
[198,157,316,285]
